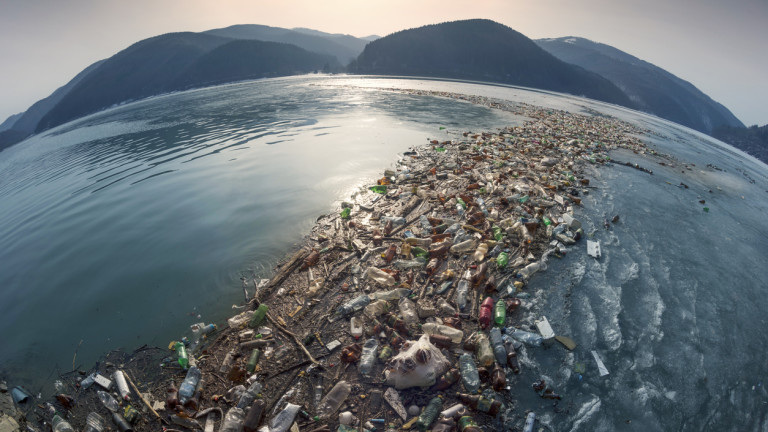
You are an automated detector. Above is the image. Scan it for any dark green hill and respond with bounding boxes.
[36,33,338,132]
[204,24,367,65]
[349,19,634,107]
[535,37,744,134]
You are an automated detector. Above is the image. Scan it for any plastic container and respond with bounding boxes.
[97,391,119,413]
[414,397,443,431]
[83,412,105,432]
[243,399,266,432]
[454,278,469,311]
[218,407,245,432]
[489,327,507,366]
[246,349,261,374]
[472,243,488,262]
[113,370,130,400]
[52,415,74,432]
[475,333,494,368]
[478,297,493,329]
[493,299,506,326]
[358,338,379,377]
[350,317,364,338]
[317,381,351,419]
[369,288,411,301]
[366,267,396,286]
[421,323,464,344]
[249,304,269,328]
[398,297,420,326]
[337,294,371,317]
[458,354,480,393]
[267,403,300,432]
[364,299,390,318]
[178,366,202,405]
[505,328,543,346]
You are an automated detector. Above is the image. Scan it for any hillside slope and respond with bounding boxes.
[349,19,634,107]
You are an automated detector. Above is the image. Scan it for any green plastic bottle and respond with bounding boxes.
[175,342,189,369]
[456,197,467,209]
[370,185,387,194]
[496,252,509,269]
[246,348,261,374]
[249,304,268,329]
[492,225,503,242]
[414,396,443,431]
[493,299,506,327]
[411,246,429,259]
[340,208,351,219]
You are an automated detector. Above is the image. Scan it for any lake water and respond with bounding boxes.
[1,75,767,431]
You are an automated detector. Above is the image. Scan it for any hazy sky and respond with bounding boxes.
[1,0,766,126]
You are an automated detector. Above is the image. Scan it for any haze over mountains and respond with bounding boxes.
[2,19,763,161]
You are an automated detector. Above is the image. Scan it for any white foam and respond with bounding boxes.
[571,395,602,431]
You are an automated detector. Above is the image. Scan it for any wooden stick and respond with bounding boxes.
[72,339,83,371]
[266,312,321,366]
[123,370,167,424]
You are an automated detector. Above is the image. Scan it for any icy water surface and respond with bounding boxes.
[1,75,767,430]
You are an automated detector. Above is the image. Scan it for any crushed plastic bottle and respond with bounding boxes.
[178,366,202,405]
[359,338,379,377]
[489,327,507,366]
[97,391,119,413]
[398,297,420,326]
[317,381,351,419]
[459,353,480,393]
[421,323,464,344]
[219,407,245,432]
[414,396,443,431]
[505,328,543,347]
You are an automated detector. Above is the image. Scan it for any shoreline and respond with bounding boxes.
[2,95,661,432]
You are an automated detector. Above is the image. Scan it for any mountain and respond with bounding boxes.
[36,32,339,132]
[0,112,21,133]
[348,19,634,107]
[204,24,368,65]
[535,37,744,134]
[712,124,768,163]
[0,60,104,150]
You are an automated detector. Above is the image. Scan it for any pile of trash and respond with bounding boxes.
[14,99,654,432]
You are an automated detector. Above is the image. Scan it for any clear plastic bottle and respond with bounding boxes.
[475,333,494,368]
[218,407,245,432]
[393,258,426,270]
[83,412,105,432]
[178,366,202,405]
[398,297,420,326]
[523,412,536,432]
[113,370,130,401]
[358,338,379,377]
[366,267,396,286]
[52,414,75,432]
[505,328,543,346]
[370,288,411,301]
[267,403,301,432]
[337,294,371,318]
[97,391,119,413]
[437,298,457,315]
[450,239,476,254]
[236,379,262,409]
[489,327,507,366]
[454,271,471,311]
[458,354,480,394]
[421,323,464,344]
[317,381,351,419]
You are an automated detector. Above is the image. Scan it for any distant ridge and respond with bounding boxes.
[36,32,339,132]
[349,19,634,107]
[535,37,744,134]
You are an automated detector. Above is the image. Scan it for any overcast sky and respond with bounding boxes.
[1,0,766,126]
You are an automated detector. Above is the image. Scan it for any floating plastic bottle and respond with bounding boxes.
[475,333,494,368]
[405,237,432,248]
[178,366,202,405]
[454,272,471,311]
[249,304,269,328]
[478,297,493,329]
[496,251,509,269]
[458,415,481,432]
[491,363,506,391]
[370,288,411,301]
[52,414,75,432]
[421,323,464,344]
[450,239,476,254]
[113,370,131,401]
[317,381,351,419]
[459,353,480,393]
[523,412,536,432]
[359,338,379,377]
[393,257,426,269]
[97,391,119,413]
[173,342,189,370]
[219,407,245,432]
[505,328,543,347]
[337,294,371,318]
[437,298,457,315]
[246,349,261,374]
[493,299,506,327]
[457,394,502,416]
[414,397,443,431]
[472,243,488,262]
[83,412,105,432]
[398,297,420,326]
[489,327,507,366]
[492,225,504,242]
[366,267,396,286]
[237,380,262,410]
